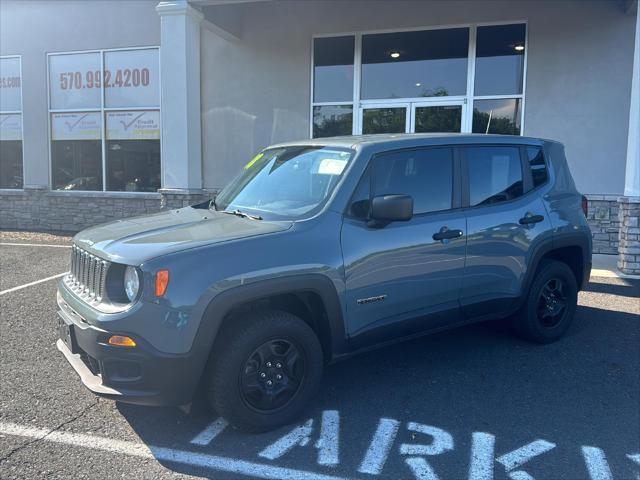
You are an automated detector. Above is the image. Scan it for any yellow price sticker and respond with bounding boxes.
[244,152,264,170]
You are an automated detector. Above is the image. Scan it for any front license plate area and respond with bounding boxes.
[57,314,77,354]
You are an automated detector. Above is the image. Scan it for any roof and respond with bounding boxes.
[269,133,553,150]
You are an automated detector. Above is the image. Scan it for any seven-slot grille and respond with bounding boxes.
[66,245,109,302]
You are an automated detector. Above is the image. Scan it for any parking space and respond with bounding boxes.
[0,241,638,480]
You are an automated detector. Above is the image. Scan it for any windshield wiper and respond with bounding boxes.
[221,209,263,220]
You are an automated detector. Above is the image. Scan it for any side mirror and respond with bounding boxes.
[368,194,413,227]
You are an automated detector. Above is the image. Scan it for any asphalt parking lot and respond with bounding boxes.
[0,236,638,480]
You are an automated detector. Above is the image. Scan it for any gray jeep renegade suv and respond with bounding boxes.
[57,134,592,431]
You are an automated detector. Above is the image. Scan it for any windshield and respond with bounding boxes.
[214,146,354,220]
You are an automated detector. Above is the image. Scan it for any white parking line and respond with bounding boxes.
[190,417,229,446]
[0,272,67,296]
[0,242,71,248]
[0,422,349,480]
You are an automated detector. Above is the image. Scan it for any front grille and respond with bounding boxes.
[66,245,110,303]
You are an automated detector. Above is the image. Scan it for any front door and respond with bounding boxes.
[358,100,465,134]
[341,146,466,346]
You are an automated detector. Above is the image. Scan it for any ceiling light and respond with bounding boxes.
[390,52,400,58]
[514,45,525,52]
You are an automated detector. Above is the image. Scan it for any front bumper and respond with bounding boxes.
[56,292,204,406]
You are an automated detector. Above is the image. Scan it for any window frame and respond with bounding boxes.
[0,54,24,191]
[345,145,462,220]
[46,46,162,194]
[460,143,544,210]
[310,20,528,138]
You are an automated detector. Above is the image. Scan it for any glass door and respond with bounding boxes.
[359,103,410,135]
[358,101,465,134]
[411,101,464,133]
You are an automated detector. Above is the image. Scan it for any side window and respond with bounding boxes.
[372,148,453,214]
[526,146,548,188]
[467,146,523,206]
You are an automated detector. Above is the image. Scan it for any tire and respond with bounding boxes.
[513,259,578,344]
[205,309,323,432]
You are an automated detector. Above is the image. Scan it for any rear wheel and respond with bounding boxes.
[514,259,578,343]
[205,310,323,432]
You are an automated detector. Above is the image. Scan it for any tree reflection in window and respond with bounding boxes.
[313,105,353,138]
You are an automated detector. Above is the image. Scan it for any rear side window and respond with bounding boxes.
[372,148,454,214]
[526,146,549,188]
[466,146,523,206]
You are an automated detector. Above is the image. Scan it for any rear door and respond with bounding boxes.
[340,146,467,345]
[460,144,553,317]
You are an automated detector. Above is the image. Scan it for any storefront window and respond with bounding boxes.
[474,24,526,96]
[51,112,102,190]
[0,56,24,189]
[106,110,160,191]
[48,48,160,191]
[361,28,469,100]
[312,36,355,138]
[472,98,521,135]
[313,36,354,103]
[313,105,353,138]
[311,23,526,137]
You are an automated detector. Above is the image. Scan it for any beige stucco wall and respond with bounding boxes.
[200,0,636,195]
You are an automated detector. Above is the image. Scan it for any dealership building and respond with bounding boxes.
[0,0,639,272]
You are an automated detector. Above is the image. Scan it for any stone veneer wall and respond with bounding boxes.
[617,196,640,274]
[0,188,213,234]
[585,195,620,255]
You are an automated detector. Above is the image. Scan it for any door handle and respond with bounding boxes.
[433,226,464,241]
[519,213,545,225]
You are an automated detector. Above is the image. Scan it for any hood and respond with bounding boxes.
[73,207,292,265]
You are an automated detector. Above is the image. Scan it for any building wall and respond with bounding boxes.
[0,0,160,189]
[0,0,636,248]
[201,0,636,197]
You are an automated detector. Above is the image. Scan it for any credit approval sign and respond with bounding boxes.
[106,110,160,140]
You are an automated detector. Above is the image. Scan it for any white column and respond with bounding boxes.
[624,4,640,197]
[156,1,203,191]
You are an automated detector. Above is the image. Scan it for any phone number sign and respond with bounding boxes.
[49,49,159,110]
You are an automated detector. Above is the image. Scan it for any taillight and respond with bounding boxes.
[581,195,589,217]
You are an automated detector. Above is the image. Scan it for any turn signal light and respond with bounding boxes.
[155,269,170,297]
[108,335,137,347]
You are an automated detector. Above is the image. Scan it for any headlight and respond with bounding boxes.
[124,266,140,302]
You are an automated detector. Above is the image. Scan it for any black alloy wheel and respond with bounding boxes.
[536,278,568,328]
[514,259,578,344]
[205,309,323,432]
[239,338,306,412]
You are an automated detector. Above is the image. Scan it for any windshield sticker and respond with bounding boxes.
[244,152,264,170]
[318,158,348,176]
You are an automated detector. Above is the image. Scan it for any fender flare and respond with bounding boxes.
[515,232,590,311]
[189,274,348,371]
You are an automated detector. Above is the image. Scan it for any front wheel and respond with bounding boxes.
[205,310,323,432]
[514,259,578,343]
